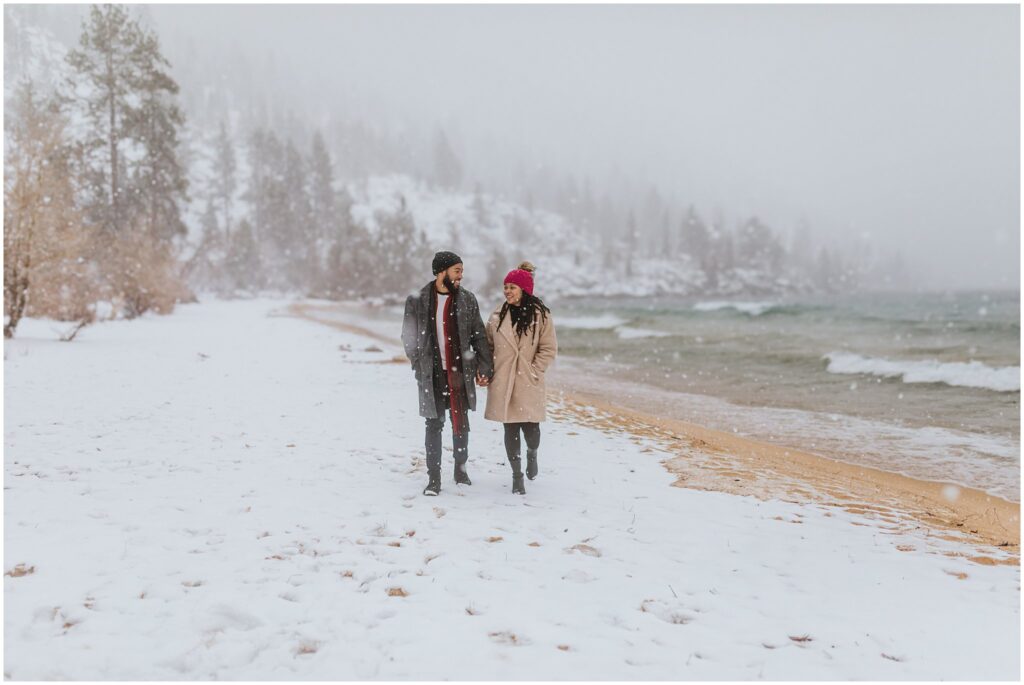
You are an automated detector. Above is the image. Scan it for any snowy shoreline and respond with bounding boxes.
[4,298,1020,679]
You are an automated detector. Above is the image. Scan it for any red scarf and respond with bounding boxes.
[441,293,468,436]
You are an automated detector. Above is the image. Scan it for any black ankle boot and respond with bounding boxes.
[526,448,538,481]
[423,473,441,496]
[454,463,472,486]
[509,457,526,495]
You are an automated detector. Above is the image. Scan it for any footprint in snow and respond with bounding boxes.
[639,599,696,625]
[488,631,528,646]
[566,543,601,557]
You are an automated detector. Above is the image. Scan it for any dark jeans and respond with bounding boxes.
[503,422,540,460]
[425,415,469,475]
[425,373,469,475]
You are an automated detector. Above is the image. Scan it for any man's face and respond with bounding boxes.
[442,264,463,291]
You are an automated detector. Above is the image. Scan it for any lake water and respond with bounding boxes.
[548,291,1020,500]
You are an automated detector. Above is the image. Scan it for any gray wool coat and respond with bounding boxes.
[401,283,494,420]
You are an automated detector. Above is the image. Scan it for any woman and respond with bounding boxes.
[484,262,557,495]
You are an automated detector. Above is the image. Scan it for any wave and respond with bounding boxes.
[615,326,671,340]
[693,300,779,316]
[824,352,1020,393]
[558,314,630,330]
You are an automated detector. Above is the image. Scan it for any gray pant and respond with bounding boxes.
[425,415,469,476]
[425,372,469,476]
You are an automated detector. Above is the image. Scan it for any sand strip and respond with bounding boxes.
[549,388,1019,559]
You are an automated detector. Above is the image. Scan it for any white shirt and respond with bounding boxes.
[435,293,449,370]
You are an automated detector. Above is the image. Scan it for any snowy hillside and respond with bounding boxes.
[346,175,813,299]
[4,9,821,303]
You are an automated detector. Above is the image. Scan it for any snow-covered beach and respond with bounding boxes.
[4,299,1020,679]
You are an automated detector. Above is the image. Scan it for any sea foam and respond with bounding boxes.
[693,301,778,316]
[824,352,1020,393]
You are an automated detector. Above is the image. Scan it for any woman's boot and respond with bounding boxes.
[526,448,538,480]
[509,456,526,495]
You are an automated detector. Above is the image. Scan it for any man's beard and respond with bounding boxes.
[443,275,460,293]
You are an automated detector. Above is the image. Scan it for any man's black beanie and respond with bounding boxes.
[432,251,463,275]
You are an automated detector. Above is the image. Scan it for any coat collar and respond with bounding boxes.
[493,303,537,349]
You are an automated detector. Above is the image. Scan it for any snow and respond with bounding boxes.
[4,299,1019,679]
[824,351,1021,393]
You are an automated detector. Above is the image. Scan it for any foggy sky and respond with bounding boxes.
[148,4,1020,291]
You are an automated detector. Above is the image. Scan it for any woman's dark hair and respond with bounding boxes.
[498,262,551,338]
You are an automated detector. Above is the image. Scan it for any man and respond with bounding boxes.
[402,251,493,496]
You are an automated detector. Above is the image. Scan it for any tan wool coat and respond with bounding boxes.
[484,303,558,423]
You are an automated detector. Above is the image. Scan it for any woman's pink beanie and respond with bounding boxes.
[503,268,534,296]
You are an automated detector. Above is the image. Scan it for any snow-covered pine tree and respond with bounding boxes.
[282,138,313,289]
[226,218,262,291]
[308,130,341,292]
[244,128,271,247]
[736,217,784,276]
[374,195,426,297]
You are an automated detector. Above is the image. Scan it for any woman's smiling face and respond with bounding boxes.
[503,282,523,306]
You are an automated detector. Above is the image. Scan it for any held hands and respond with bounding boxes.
[475,372,491,387]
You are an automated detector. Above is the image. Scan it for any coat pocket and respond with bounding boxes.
[527,361,543,384]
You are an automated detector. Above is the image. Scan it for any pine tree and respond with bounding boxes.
[308,130,339,290]
[129,28,188,243]
[212,120,237,240]
[183,196,223,291]
[624,209,639,278]
[244,129,271,246]
[66,4,186,242]
[374,195,425,295]
[736,217,784,274]
[243,128,286,285]
[282,138,312,287]
[65,5,143,233]
[680,205,710,262]
[226,218,262,291]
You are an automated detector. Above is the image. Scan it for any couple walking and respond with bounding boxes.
[401,251,557,497]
